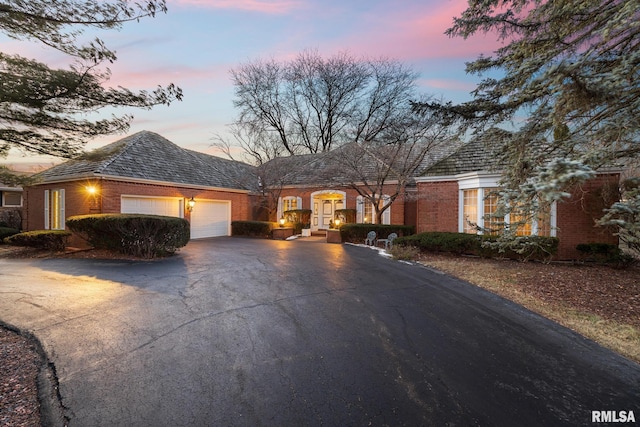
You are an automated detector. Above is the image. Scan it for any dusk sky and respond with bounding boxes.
[3,0,502,169]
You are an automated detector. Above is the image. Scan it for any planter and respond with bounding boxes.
[326,229,342,244]
[301,228,311,237]
[272,227,294,240]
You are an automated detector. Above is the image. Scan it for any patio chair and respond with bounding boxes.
[377,232,398,250]
[365,231,376,246]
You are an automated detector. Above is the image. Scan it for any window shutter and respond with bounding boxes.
[44,190,50,230]
[297,196,302,209]
[356,196,363,223]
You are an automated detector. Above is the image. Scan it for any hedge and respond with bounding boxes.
[0,227,20,242]
[339,224,415,243]
[4,230,71,251]
[66,214,190,258]
[576,242,635,266]
[395,231,559,261]
[232,221,275,238]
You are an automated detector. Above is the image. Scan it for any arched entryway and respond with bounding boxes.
[310,190,346,231]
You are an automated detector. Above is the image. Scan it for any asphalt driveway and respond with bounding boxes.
[0,237,638,426]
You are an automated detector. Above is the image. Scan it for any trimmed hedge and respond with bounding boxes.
[4,230,71,251]
[232,220,275,238]
[395,231,559,261]
[0,227,20,242]
[339,224,415,243]
[66,214,190,258]
[576,242,635,267]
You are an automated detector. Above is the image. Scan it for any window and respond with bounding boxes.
[2,191,22,207]
[357,195,391,225]
[460,186,555,237]
[283,197,298,212]
[462,189,478,233]
[44,189,65,230]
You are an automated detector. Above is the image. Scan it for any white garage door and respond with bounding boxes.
[121,196,182,217]
[190,200,230,239]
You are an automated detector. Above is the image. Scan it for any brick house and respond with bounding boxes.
[22,130,620,259]
[415,137,620,259]
[23,131,257,239]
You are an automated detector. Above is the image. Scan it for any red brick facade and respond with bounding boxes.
[24,178,253,231]
[415,174,620,260]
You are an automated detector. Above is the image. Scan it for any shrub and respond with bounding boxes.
[66,214,190,258]
[4,230,71,251]
[232,220,274,238]
[340,224,415,243]
[395,232,558,261]
[283,209,311,227]
[576,243,636,268]
[334,209,356,224]
[0,227,20,242]
[389,244,420,261]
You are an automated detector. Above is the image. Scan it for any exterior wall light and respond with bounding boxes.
[279,217,285,227]
[187,197,196,212]
[86,185,97,195]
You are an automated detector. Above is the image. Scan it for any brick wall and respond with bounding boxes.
[555,173,620,259]
[415,181,459,233]
[24,178,253,231]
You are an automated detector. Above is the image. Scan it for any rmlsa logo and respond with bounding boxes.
[592,410,636,423]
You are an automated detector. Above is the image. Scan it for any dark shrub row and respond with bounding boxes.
[66,214,190,258]
[395,231,559,261]
[232,221,275,238]
[339,224,415,243]
[576,242,635,267]
[4,230,71,251]
[0,227,20,242]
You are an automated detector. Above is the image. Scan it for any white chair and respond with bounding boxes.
[365,231,376,246]
[377,232,398,250]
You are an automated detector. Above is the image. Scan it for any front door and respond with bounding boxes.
[312,197,344,230]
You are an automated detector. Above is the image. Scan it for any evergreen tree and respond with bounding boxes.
[0,0,182,163]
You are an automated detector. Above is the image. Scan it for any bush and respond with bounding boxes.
[232,220,274,238]
[576,243,636,267]
[0,227,20,242]
[340,224,415,243]
[66,214,190,258]
[395,232,558,261]
[4,230,71,251]
[388,244,420,261]
[334,209,356,224]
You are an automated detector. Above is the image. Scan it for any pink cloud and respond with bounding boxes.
[168,0,302,14]
[420,78,476,92]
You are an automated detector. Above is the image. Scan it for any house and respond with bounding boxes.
[0,183,23,229]
[414,137,620,259]
[23,131,258,239]
[22,130,620,259]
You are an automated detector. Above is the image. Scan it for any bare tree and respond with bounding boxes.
[326,100,455,224]
[229,49,419,161]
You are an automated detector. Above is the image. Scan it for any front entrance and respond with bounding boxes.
[311,191,345,231]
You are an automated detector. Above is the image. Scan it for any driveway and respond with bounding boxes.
[0,237,638,426]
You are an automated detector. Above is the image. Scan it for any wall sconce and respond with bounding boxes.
[187,197,196,212]
[85,185,97,195]
[279,217,285,227]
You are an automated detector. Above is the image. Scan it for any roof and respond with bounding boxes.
[36,131,257,191]
[262,139,460,186]
[421,134,505,177]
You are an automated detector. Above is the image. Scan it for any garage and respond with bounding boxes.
[190,199,231,239]
[121,196,183,218]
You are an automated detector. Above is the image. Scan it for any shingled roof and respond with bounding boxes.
[421,135,505,177]
[37,131,257,191]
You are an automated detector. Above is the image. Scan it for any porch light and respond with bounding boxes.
[334,219,341,227]
[279,217,285,227]
[187,197,196,212]
[85,185,97,195]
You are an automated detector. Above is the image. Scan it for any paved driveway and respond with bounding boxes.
[0,237,638,426]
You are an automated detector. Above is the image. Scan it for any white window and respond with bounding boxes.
[459,187,555,237]
[277,196,302,220]
[44,189,65,230]
[2,191,22,207]
[356,195,391,225]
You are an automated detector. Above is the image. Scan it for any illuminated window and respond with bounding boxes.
[283,197,298,212]
[462,189,478,233]
[44,189,65,230]
[482,189,501,234]
[357,195,391,224]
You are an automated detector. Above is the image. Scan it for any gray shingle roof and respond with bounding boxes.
[421,135,505,177]
[37,131,257,191]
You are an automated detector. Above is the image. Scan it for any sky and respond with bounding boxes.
[3,0,503,170]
